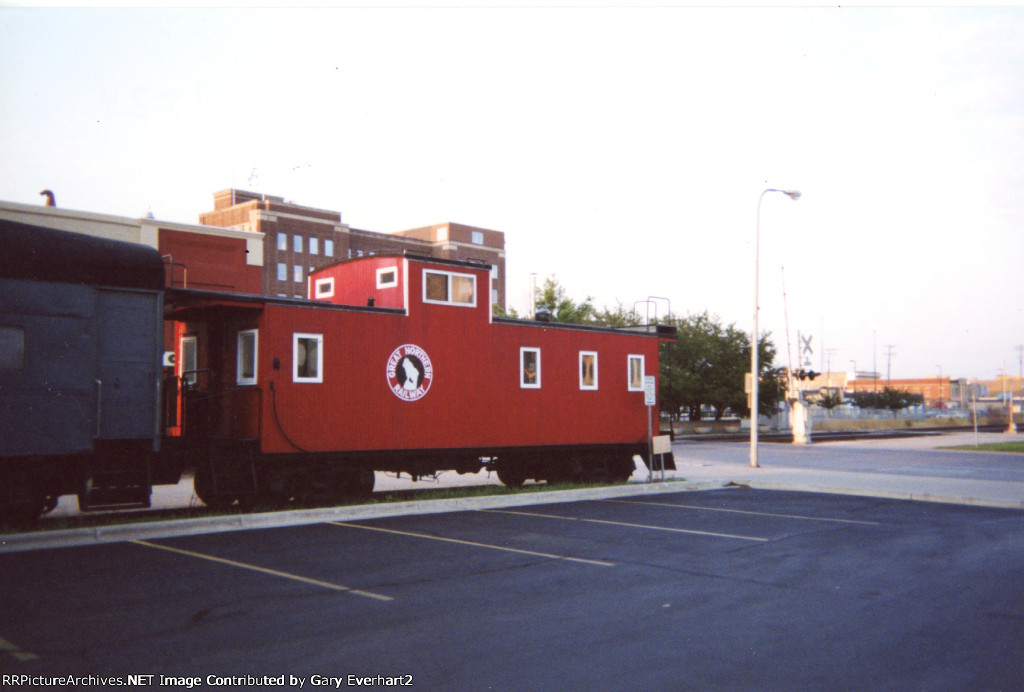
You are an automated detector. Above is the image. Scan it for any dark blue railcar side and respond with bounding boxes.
[0,219,169,520]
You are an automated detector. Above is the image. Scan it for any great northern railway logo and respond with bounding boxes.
[386,344,433,401]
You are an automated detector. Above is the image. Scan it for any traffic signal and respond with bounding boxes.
[795,369,820,381]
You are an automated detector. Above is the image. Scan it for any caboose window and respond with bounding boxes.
[579,351,598,390]
[180,336,198,386]
[520,347,541,389]
[237,330,258,385]
[0,327,25,370]
[377,267,398,289]
[425,271,448,301]
[423,270,476,307]
[314,277,334,299]
[293,333,323,383]
[628,355,645,391]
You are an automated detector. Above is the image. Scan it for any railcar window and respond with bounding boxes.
[0,326,25,369]
[314,278,334,299]
[377,267,398,289]
[452,275,474,304]
[580,351,598,390]
[628,355,645,391]
[180,336,198,386]
[237,330,258,385]
[521,347,541,388]
[425,271,448,301]
[423,270,476,307]
[294,333,323,383]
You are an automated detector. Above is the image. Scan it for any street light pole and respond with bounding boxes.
[751,188,801,468]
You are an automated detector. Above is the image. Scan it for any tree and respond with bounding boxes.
[816,390,844,416]
[492,304,520,318]
[659,311,782,421]
[850,387,922,417]
[535,276,596,324]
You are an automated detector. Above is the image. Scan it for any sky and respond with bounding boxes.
[1,2,1022,382]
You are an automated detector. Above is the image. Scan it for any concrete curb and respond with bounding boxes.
[0,479,727,554]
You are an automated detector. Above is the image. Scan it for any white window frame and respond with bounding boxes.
[520,347,541,389]
[579,351,599,390]
[277,263,287,281]
[180,335,198,386]
[472,230,484,245]
[378,264,397,286]
[293,265,303,283]
[277,233,288,251]
[293,235,303,253]
[324,239,334,257]
[314,277,334,299]
[422,269,477,307]
[309,237,319,256]
[293,333,323,384]
[628,354,645,391]
[377,266,399,289]
[236,329,258,385]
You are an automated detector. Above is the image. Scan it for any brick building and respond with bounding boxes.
[198,189,506,308]
[848,377,954,408]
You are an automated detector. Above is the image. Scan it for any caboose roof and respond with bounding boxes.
[311,251,491,275]
[164,286,405,318]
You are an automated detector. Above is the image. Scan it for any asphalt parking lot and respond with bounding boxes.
[2,487,1022,690]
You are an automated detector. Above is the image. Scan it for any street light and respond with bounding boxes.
[750,188,801,468]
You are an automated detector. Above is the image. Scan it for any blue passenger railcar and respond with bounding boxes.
[0,220,175,520]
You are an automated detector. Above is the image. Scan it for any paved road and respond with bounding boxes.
[678,431,1024,482]
[1,488,1022,690]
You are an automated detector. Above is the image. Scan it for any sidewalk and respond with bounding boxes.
[668,431,1024,510]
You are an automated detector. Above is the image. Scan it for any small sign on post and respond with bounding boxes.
[643,375,657,406]
[644,376,657,481]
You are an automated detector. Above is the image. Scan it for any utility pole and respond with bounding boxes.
[1005,360,1017,434]
[824,348,838,395]
[1017,345,1023,429]
[885,344,897,386]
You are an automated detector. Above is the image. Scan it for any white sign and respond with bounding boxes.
[643,375,657,406]
[652,435,672,455]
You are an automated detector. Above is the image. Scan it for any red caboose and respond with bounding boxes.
[165,254,674,507]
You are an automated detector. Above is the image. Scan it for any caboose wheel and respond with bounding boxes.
[496,463,526,488]
[193,464,237,510]
[0,480,47,524]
